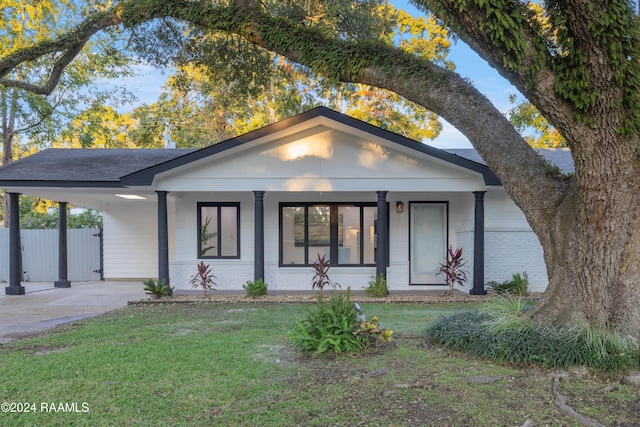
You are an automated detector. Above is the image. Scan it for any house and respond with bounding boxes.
[0,107,572,294]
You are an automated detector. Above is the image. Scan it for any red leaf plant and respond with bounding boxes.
[436,246,468,296]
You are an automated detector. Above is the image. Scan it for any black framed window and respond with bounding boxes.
[279,203,380,266]
[197,202,240,259]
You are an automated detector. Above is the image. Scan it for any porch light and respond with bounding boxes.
[115,194,147,200]
[395,201,404,213]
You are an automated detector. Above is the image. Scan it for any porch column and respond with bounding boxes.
[254,191,265,282]
[54,201,71,288]
[6,192,25,295]
[470,191,487,295]
[376,191,388,280]
[157,191,169,285]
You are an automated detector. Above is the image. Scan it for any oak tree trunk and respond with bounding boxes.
[528,135,640,336]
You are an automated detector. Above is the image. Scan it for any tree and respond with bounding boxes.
[508,95,566,148]
[0,0,133,226]
[2,0,640,336]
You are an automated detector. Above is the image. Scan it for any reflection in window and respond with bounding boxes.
[280,203,378,266]
[198,203,240,258]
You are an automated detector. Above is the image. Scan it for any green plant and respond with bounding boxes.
[243,278,268,298]
[291,288,363,354]
[364,274,388,297]
[189,261,216,296]
[425,303,640,373]
[311,252,332,294]
[436,245,468,296]
[486,272,530,296]
[200,216,217,255]
[143,278,173,298]
[355,316,393,349]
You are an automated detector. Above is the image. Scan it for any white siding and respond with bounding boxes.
[169,190,490,292]
[103,200,175,280]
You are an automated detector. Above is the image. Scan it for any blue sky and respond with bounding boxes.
[115,1,519,149]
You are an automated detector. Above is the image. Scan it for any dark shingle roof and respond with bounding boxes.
[445,148,574,174]
[0,148,194,186]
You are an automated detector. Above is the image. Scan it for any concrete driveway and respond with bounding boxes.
[0,281,148,343]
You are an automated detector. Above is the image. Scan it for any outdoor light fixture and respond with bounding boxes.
[115,194,147,200]
[396,201,404,213]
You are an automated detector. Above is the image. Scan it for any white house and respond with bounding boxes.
[0,107,571,294]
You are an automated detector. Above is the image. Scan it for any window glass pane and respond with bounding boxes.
[282,206,305,264]
[339,206,360,264]
[363,207,376,264]
[220,206,238,257]
[201,206,219,257]
[307,205,330,263]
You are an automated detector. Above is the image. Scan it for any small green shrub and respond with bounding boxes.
[424,301,640,373]
[291,288,363,355]
[143,279,173,298]
[486,272,530,296]
[355,316,393,349]
[291,288,392,355]
[364,274,388,297]
[243,278,268,298]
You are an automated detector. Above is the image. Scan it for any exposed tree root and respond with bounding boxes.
[550,374,606,427]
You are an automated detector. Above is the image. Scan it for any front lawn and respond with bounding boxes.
[0,302,636,426]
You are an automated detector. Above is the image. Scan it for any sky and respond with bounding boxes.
[113,1,520,149]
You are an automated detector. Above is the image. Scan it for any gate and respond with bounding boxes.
[0,228,102,282]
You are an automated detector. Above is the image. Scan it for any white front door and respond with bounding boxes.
[410,202,448,285]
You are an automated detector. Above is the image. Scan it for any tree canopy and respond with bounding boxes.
[2,0,640,336]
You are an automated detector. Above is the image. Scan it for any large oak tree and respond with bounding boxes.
[2,0,639,335]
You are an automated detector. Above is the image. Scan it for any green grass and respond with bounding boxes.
[0,302,636,426]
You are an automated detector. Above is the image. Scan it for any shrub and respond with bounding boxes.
[311,253,333,294]
[189,261,216,296]
[291,288,392,355]
[355,316,393,349]
[364,274,389,297]
[243,278,268,298]
[424,299,640,373]
[486,272,530,296]
[291,288,362,355]
[143,279,173,298]
[435,245,468,295]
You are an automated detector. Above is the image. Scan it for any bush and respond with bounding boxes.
[424,298,640,373]
[364,274,388,297]
[243,279,268,298]
[291,288,392,355]
[486,272,529,296]
[143,279,173,298]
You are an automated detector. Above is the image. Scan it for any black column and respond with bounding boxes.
[6,192,24,295]
[470,191,487,295]
[157,191,169,285]
[376,191,388,280]
[254,191,265,282]
[54,201,71,288]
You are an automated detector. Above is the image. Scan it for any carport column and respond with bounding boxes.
[470,191,487,295]
[254,191,265,282]
[157,191,170,285]
[376,191,388,280]
[54,201,71,288]
[6,192,25,295]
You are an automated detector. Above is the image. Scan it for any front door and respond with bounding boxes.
[410,202,447,285]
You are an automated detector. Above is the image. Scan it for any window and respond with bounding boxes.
[197,203,240,258]
[280,203,379,266]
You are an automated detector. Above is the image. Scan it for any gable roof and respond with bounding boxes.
[0,107,574,190]
[120,107,501,186]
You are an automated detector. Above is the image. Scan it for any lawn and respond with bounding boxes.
[0,301,637,426]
